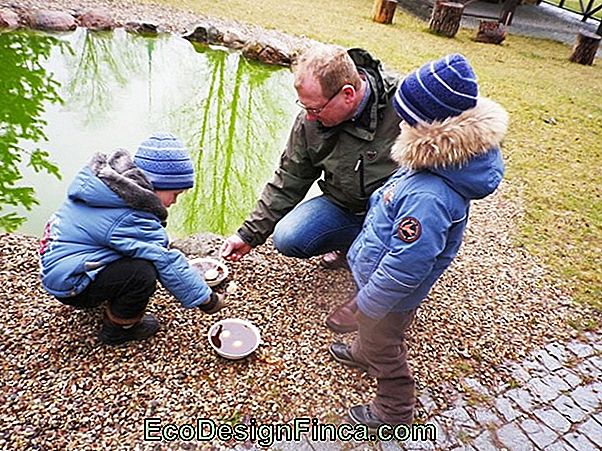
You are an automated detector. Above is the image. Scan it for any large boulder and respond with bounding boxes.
[242,40,291,66]
[0,9,20,29]
[28,10,76,32]
[222,29,246,49]
[77,10,116,31]
[183,23,223,45]
[124,21,158,35]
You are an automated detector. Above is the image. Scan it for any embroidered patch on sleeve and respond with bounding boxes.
[397,217,422,243]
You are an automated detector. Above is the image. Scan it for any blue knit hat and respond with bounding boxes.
[134,132,194,190]
[392,54,478,126]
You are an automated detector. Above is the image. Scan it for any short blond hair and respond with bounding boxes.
[293,45,361,98]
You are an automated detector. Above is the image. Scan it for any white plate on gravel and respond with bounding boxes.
[188,257,229,287]
[208,318,261,360]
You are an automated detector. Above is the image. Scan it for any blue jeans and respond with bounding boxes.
[272,196,365,258]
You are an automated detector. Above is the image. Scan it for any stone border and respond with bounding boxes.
[0,6,319,66]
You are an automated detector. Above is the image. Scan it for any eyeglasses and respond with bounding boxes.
[296,84,351,115]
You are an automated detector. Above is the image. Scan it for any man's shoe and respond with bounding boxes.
[320,250,349,270]
[325,297,358,333]
[348,404,386,430]
[99,314,159,345]
[329,343,368,371]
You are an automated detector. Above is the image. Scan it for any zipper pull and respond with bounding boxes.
[354,155,364,172]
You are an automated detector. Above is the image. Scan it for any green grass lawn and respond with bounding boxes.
[148,0,602,311]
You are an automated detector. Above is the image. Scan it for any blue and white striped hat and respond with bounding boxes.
[134,132,194,190]
[392,54,478,126]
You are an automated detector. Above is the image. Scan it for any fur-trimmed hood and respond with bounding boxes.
[390,97,508,199]
[391,97,508,169]
[67,150,168,221]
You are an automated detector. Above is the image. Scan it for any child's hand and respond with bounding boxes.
[198,292,226,315]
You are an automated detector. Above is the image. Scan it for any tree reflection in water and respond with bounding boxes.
[164,46,296,237]
[64,29,146,125]
[4,29,297,238]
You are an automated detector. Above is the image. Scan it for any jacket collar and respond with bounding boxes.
[390,97,509,170]
[88,149,168,221]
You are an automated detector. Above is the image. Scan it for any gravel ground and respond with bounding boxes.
[1,183,595,450]
[0,0,598,449]
[2,0,308,50]
[4,0,212,31]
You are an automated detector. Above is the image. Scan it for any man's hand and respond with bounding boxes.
[221,234,252,261]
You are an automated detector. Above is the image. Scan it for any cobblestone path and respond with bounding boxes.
[247,331,601,450]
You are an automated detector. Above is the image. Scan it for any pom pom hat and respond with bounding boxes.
[134,132,195,190]
[392,54,478,126]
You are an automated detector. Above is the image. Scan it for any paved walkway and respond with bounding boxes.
[397,0,600,46]
[232,331,601,450]
[461,1,600,46]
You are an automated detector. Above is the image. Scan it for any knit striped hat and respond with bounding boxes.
[134,132,194,190]
[392,53,478,126]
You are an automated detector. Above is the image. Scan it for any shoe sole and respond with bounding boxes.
[99,333,157,346]
[99,325,160,346]
[329,346,368,371]
[320,261,350,270]
[346,413,379,431]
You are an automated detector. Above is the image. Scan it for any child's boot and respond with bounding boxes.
[99,312,159,345]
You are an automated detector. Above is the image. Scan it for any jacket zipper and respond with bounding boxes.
[355,154,366,198]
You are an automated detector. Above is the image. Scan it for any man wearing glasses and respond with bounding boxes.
[221,45,401,332]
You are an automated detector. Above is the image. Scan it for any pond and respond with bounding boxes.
[1,28,298,238]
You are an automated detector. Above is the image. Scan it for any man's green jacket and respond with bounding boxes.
[238,48,401,248]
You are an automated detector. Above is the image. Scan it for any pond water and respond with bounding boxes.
[1,28,298,238]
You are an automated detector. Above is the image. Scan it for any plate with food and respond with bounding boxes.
[188,257,229,287]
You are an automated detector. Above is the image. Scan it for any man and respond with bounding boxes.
[221,45,401,329]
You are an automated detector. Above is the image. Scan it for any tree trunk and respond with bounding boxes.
[429,2,464,38]
[475,20,507,44]
[372,0,398,24]
[569,30,601,65]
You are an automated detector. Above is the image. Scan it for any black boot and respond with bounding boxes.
[99,314,159,345]
[329,343,368,371]
[348,404,386,429]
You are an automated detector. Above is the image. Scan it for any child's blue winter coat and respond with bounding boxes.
[39,150,212,308]
[348,98,509,319]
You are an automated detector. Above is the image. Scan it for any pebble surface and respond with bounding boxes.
[0,1,598,449]
[1,182,595,449]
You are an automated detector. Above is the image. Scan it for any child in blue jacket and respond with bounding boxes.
[39,132,224,345]
[328,54,508,426]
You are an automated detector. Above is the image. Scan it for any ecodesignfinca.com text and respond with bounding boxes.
[144,417,437,447]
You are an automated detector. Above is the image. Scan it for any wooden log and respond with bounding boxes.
[475,20,507,44]
[429,2,464,38]
[500,0,521,26]
[372,0,398,24]
[569,30,601,65]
